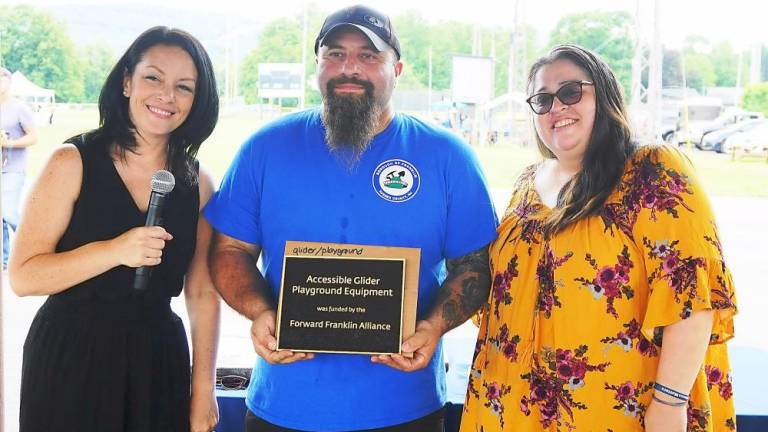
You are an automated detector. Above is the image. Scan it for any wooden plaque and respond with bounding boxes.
[276,241,420,355]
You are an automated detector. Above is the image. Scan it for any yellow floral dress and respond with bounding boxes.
[460,146,737,431]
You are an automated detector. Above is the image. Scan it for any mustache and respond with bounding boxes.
[327,77,374,94]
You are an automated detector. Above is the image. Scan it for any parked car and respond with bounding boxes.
[722,122,768,156]
[697,108,765,145]
[668,97,724,146]
[700,119,767,153]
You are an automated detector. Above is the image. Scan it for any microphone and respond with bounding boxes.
[133,170,176,290]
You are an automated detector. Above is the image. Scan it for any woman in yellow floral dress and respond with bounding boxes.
[461,44,737,432]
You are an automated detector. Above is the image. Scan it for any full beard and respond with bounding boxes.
[321,77,382,167]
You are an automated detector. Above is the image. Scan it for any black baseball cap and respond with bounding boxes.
[314,5,401,60]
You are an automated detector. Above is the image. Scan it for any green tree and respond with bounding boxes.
[392,10,432,89]
[240,7,537,105]
[683,53,716,93]
[547,11,635,97]
[395,10,538,97]
[240,17,302,104]
[0,5,84,102]
[80,44,115,103]
[742,82,768,115]
[737,49,751,87]
[396,61,426,90]
[393,11,472,91]
[763,46,768,82]
[710,41,737,87]
[240,5,326,105]
[427,21,473,90]
[662,49,683,88]
[679,36,716,93]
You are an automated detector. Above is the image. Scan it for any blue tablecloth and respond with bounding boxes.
[216,390,247,432]
[215,344,768,431]
[215,394,767,432]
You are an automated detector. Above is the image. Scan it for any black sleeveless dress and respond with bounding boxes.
[19,136,199,432]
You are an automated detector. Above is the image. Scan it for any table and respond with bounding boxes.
[214,344,768,431]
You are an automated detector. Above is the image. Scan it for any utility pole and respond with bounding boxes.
[750,43,762,84]
[233,34,239,103]
[428,46,433,118]
[300,7,308,109]
[1,25,5,431]
[630,0,662,142]
[472,25,482,56]
[507,0,527,145]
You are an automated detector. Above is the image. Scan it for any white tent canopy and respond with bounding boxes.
[10,71,55,104]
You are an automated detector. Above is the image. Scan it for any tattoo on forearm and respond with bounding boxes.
[434,245,491,330]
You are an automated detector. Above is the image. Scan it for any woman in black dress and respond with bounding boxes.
[9,27,221,432]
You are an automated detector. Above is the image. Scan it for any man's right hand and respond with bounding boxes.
[251,309,315,364]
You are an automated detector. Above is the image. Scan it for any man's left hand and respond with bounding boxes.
[371,320,443,372]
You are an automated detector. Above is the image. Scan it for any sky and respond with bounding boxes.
[11,0,768,50]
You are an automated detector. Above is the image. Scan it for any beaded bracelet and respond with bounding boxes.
[653,382,689,401]
[652,394,688,407]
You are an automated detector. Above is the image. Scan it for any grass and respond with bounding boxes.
[25,107,768,198]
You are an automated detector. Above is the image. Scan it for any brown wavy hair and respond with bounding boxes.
[527,44,637,236]
[67,26,219,186]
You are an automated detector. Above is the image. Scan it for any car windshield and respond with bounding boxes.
[740,123,768,139]
[726,120,764,134]
[687,105,722,122]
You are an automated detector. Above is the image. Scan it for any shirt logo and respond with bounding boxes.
[372,159,420,203]
[364,15,385,29]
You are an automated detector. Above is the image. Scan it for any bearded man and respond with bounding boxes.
[204,5,498,431]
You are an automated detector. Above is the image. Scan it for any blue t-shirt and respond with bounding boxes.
[204,109,498,431]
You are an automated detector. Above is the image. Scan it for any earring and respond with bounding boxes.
[123,90,129,97]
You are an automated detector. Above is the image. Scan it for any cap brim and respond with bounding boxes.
[318,23,390,54]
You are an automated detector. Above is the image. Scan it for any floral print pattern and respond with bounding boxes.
[574,246,635,318]
[489,324,520,362]
[500,184,544,256]
[602,150,693,239]
[491,256,517,318]
[461,146,737,432]
[535,244,573,318]
[643,237,706,319]
[705,365,733,400]
[687,404,711,432]
[520,346,609,430]
[704,231,738,313]
[604,381,653,419]
[600,318,659,357]
[483,381,512,428]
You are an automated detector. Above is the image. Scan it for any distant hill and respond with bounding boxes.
[45,3,263,62]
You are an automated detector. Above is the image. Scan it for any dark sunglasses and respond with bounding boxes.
[526,80,594,115]
[216,374,249,390]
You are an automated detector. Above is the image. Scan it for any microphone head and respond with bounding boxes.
[151,170,176,194]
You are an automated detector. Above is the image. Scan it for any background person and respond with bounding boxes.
[9,27,221,432]
[204,5,498,431]
[461,44,737,432]
[0,66,38,270]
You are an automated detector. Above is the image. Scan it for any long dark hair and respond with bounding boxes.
[528,44,636,235]
[70,26,218,185]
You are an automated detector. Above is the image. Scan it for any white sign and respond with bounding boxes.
[451,55,494,104]
[258,63,303,98]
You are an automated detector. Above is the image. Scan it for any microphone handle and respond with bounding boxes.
[133,191,168,290]
[133,267,152,290]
